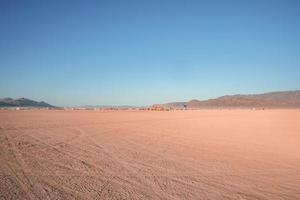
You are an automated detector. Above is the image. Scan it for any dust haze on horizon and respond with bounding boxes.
[0,0,300,106]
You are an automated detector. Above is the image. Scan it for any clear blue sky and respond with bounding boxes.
[0,0,299,106]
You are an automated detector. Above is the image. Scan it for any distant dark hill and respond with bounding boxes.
[0,98,55,107]
[159,90,300,109]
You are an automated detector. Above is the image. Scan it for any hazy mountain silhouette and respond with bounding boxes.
[161,90,300,109]
[0,98,55,107]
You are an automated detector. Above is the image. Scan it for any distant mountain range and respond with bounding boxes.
[159,90,300,109]
[2,90,300,109]
[0,98,55,108]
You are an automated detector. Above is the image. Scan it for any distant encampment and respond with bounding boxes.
[2,90,300,110]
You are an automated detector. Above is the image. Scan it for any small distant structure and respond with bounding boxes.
[183,104,187,110]
[151,105,165,111]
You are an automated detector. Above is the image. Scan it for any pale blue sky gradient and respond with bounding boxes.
[0,0,300,106]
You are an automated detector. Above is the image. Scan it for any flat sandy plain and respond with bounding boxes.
[0,110,299,200]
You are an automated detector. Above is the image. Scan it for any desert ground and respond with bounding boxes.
[0,110,299,200]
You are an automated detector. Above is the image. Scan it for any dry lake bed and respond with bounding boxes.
[0,110,299,200]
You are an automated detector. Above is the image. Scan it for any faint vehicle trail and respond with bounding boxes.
[0,110,300,199]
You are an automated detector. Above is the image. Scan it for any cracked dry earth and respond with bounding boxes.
[0,110,300,200]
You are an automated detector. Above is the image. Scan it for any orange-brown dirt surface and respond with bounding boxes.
[0,110,299,200]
